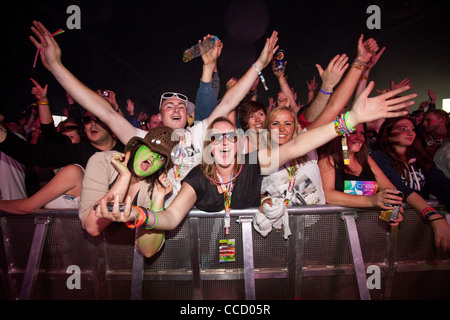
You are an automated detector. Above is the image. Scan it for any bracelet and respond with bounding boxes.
[125,206,147,229]
[145,210,159,230]
[351,59,368,71]
[252,63,269,91]
[37,101,49,105]
[333,111,355,136]
[319,88,333,95]
[430,217,446,223]
[421,207,438,220]
[261,196,272,204]
[354,59,369,67]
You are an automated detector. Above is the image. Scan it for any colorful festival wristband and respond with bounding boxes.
[125,206,147,229]
[145,210,159,230]
[421,207,439,220]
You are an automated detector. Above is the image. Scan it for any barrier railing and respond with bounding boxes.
[0,201,449,300]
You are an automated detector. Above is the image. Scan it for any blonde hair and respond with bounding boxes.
[264,106,307,164]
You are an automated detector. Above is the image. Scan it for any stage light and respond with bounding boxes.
[443,99,450,113]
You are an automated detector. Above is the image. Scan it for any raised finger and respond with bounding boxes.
[328,54,341,67]
[123,196,134,219]
[382,85,413,100]
[387,92,418,107]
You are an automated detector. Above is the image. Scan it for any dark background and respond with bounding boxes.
[1,0,449,120]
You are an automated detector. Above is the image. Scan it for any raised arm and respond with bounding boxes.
[195,35,223,121]
[207,31,279,125]
[259,82,416,174]
[303,53,349,123]
[307,35,379,130]
[271,60,301,113]
[29,21,137,145]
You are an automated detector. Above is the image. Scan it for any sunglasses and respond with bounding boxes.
[82,115,103,124]
[210,132,238,144]
[159,92,188,109]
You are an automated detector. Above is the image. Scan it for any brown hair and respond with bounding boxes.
[201,117,242,185]
[318,127,370,175]
[375,116,432,177]
[237,100,267,131]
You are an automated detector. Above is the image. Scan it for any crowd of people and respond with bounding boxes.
[0,21,448,257]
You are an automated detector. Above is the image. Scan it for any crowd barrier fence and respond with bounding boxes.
[1,201,449,300]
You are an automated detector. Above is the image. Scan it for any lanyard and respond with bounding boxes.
[342,136,350,165]
[216,170,234,235]
[284,160,297,206]
[173,137,185,182]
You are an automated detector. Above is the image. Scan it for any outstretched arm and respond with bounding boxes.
[29,21,138,144]
[0,164,83,214]
[259,82,416,174]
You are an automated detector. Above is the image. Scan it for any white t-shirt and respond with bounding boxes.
[261,149,325,206]
[0,133,27,200]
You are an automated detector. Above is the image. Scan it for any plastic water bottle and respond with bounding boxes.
[183,36,217,62]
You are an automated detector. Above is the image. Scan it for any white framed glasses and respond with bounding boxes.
[210,132,238,144]
[159,92,188,109]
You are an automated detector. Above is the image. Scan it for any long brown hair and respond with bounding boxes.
[375,116,432,176]
[201,117,243,185]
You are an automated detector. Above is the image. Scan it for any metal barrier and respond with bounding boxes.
[1,201,449,300]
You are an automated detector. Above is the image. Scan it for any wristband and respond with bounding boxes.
[430,217,446,223]
[421,207,439,220]
[145,210,159,230]
[125,206,147,229]
[252,63,269,91]
[319,88,333,95]
[260,196,272,204]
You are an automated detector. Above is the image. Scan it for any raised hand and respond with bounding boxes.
[255,31,279,70]
[201,34,223,66]
[357,34,379,62]
[390,78,413,91]
[110,152,131,178]
[30,78,48,101]
[427,89,437,104]
[366,46,385,71]
[348,81,417,127]
[306,76,318,92]
[29,21,63,71]
[316,54,349,91]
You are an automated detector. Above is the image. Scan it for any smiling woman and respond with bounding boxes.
[317,123,403,215]
[371,116,450,251]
